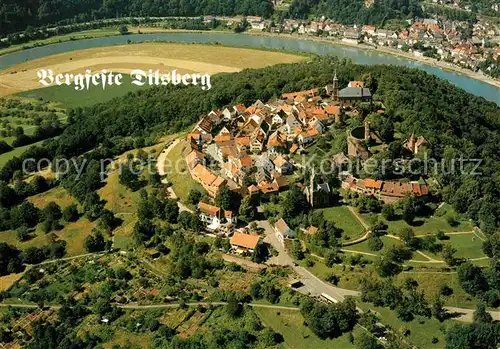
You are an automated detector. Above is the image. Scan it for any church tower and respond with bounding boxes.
[332,70,339,102]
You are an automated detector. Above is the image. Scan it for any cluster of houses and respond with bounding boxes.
[184,75,367,202]
[201,14,499,79]
[184,75,433,249]
[342,176,429,204]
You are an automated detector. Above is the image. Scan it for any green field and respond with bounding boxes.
[254,307,360,348]
[164,140,206,204]
[320,206,366,240]
[382,204,474,236]
[357,302,458,348]
[345,235,403,255]
[17,75,148,108]
[395,271,478,309]
[0,140,45,167]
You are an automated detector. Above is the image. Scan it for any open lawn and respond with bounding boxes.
[0,140,45,167]
[27,186,75,209]
[0,272,25,291]
[346,236,402,255]
[395,271,477,309]
[255,307,360,349]
[422,233,487,261]
[3,43,305,100]
[383,204,474,236]
[0,218,96,257]
[320,206,366,240]
[357,302,458,348]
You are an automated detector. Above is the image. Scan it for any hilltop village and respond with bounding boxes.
[183,75,430,241]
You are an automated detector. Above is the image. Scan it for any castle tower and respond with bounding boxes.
[332,70,339,102]
[364,119,370,141]
[335,110,343,124]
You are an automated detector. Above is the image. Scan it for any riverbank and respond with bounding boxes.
[2,27,499,90]
[247,31,500,90]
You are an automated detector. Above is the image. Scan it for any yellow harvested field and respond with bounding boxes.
[0,43,305,96]
[0,272,24,291]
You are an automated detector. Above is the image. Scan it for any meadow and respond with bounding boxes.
[320,205,366,240]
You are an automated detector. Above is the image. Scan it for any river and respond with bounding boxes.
[0,32,498,104]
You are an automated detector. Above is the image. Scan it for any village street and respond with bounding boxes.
[257,220,360,302]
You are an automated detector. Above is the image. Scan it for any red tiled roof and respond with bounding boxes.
[198,202,220,216]
[230,233,260,249]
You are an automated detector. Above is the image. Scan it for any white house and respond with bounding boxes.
[198,202,221,230]
[274,218,295,243]
[273,155,293,175]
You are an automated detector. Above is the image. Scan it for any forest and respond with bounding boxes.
[286,0,423,24]
[0,0,273,36]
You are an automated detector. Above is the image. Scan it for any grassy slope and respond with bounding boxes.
[164,140,206,204]
[320,206,365,240]
[254,307,359,349]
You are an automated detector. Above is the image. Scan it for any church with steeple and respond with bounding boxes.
[325,71,372,105]
[324,71,340,102]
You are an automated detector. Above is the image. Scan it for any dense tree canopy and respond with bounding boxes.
[287,0,423,24]
[0,0,273,36]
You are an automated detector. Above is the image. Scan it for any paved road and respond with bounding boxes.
[258,220,360,302]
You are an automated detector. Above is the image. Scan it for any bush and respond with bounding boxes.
[368,236,383,251]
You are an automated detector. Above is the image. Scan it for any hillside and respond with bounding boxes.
[0,0,274,36]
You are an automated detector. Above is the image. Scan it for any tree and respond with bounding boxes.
[381,204,395,220]
[431,297,447,322]
[84,231,109,252]
[164,199,179,223]
[252,243,268,263]
[178,211,203,232]
[239,196,257,222]
[0,243,23,275]
[225,293,242,318]
[10,201,39,228]
[482,232,499,258]
[457,262,489,296]
[291,239,304,260]
[472,302,492,324]
[41,201,62,222]
[355,332,384,349]
[368,236,383,251]
[441,243,457,266]
[375,257,401,277]
[119,25,129,35]
[187,189,202,205]
[324,249,341,267]
[215,186,235,210]
[62,204,79,222]
[119,164,142,191]
[16,226,30,241]
[282,185,309,221]
[398,227,416,249]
